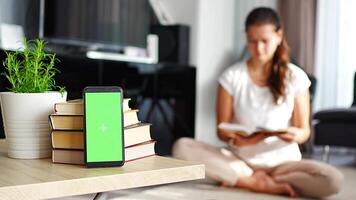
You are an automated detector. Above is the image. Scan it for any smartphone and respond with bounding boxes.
[83,86,125,167]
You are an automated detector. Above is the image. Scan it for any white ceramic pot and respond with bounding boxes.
[0,92,67,159]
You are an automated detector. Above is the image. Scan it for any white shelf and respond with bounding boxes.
[0,140,204,200]
[86,34,159,64]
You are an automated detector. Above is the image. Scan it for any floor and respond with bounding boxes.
[56,147,356,200]
[97,166,355,200]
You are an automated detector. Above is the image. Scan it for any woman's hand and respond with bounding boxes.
[218,130,267,146]
[271,127,303,143]
[273,132,295,143]
[231,132,271,146]
[219,129,276,146]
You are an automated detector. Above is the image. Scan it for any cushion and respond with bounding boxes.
[313,107,356,122]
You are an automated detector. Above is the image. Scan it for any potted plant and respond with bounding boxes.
[0,39,66,159]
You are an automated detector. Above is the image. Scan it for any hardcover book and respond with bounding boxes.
[52,140,156,164]
[54,98,131,115]
[49,109,140,130]
[51,123,152,149]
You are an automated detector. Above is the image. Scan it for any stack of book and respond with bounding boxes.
[49,99,155,165]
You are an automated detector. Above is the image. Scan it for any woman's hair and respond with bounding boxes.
[245,7,290,104]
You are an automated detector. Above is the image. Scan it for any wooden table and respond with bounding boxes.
[0,140,204,200]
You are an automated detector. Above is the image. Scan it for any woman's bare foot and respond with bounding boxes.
[253,171,297,197]
[235,170,298,197]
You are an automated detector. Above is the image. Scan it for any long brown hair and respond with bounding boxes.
[245,7,290,104]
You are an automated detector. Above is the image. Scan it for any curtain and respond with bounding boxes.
[314,0,356,111]
[278,0,316,75]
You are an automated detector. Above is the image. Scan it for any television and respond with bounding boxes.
[39,0,151,50]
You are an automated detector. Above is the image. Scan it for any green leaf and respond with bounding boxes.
[1,38,64,93]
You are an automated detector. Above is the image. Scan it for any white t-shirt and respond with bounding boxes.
[218,61,311,168]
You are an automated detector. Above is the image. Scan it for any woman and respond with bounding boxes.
[172,7,343,198]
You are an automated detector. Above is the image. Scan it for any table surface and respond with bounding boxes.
[0,140,204,200]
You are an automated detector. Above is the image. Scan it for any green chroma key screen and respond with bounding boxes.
[85,92,123,163]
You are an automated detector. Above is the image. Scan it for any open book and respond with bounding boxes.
[218,122,287,137]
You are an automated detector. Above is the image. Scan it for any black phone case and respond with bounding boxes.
[83,86,125,168]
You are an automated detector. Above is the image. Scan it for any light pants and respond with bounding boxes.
[172,137,344,198]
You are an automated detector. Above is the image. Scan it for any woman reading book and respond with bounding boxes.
[172,7,343,198]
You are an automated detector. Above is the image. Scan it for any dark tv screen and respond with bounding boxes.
[42,0,150,48]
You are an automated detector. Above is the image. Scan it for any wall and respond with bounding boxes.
[194,0,236,145]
